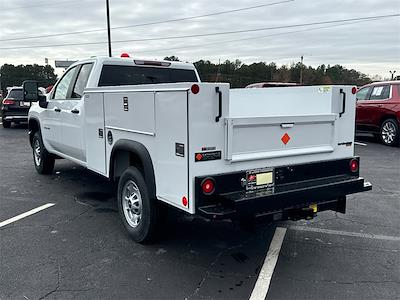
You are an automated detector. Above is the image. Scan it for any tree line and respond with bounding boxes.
[1,58,372,95]
[193,59,372,88]
[0,64,57,95]
[165,56,372,87]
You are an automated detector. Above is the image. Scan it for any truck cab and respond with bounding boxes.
[26,56,371,243]
[28,57,200,163]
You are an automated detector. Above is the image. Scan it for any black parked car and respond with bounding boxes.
[1,87,34,128]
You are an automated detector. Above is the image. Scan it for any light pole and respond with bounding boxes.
[299,55,304,84]
[106,0,112,57]
[389,70,396,80]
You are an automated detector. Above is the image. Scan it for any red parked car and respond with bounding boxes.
[356,81,400,146]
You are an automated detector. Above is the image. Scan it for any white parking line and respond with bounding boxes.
[355,141,367,146]
[249,227,287,300]
[0,203,55,228]
[290,226,400,242]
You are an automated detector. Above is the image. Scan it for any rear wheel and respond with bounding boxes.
[117,167,158,243]
[32,132,55,174]
[380,119,399,147]
[2,120,11,128]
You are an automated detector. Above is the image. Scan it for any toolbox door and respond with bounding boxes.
[154,90,189,211]
[84,92,107,175]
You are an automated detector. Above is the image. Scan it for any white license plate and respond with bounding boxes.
[20,102,30,107]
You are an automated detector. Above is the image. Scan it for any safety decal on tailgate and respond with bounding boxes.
[281,133,291,145]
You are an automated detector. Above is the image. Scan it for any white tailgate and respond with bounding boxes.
[226,86,353,163]
[226,114,336,162]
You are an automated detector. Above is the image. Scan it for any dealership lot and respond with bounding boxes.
[0,126,399,300]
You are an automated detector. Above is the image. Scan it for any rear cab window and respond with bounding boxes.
[7,89,23,100]
[98,65,199,87]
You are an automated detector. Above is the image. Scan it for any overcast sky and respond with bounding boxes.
[0,0,399,78]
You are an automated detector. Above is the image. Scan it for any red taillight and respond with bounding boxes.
[121,52,130,58]
[350,159,359,173]
[2,99,15,105]
[191,84,200,95]
[352,87,357,94]
[201,178,215,195]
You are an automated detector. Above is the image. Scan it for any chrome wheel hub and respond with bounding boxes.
[122,180,142,228]
[381,122,396,145]
[34,139,41,166]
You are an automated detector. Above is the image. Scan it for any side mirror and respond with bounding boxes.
[23,80,39,102]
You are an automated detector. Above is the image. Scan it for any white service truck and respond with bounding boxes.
[24,56,371,243]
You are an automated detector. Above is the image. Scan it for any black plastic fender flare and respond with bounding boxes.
[109,139,156,200]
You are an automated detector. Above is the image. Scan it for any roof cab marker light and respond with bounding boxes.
[120,53,130,58]
[134,60,171,67]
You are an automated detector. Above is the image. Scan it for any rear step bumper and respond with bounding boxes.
[197,177,372,220]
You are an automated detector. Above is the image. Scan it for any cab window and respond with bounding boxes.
[53,66,78,99]
[369,85,390,100]
[98,65,198,86]
[72,63,93,98]
[356,87,370,101]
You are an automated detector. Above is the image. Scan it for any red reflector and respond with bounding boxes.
[182,196,188,207]
[2,99,15,105]
[191,84,200,94]
[201,178,215,195]
[350,159,359,172]
[281,133,291,145]
[352,87,357,95]
[121,52,130,58]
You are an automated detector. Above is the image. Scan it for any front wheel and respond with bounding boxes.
[2,120,11,128]
[380,119,399,147]
[117,167,158,243]
[32,132,55,174]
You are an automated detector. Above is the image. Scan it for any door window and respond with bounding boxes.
[53,67,78,99]
[72,63,93,98]
[356,87,371,100]
[369,85,390,100]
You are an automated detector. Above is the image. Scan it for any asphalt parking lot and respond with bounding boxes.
[0,125,399,300]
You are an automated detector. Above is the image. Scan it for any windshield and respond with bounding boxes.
[98,65,199,87]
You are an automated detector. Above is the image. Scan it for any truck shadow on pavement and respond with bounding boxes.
[48,161,275,299]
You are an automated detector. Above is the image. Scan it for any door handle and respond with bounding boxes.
[71,108,80,114]
[281,123,294,128]
[54,107,61,112]
[215,87,222,122]
[339,89,346,117]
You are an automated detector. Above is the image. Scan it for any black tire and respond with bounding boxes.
[117,167,159,243]
[2,120,11,128]
[32,131,55,174]
[380,119,400,147]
